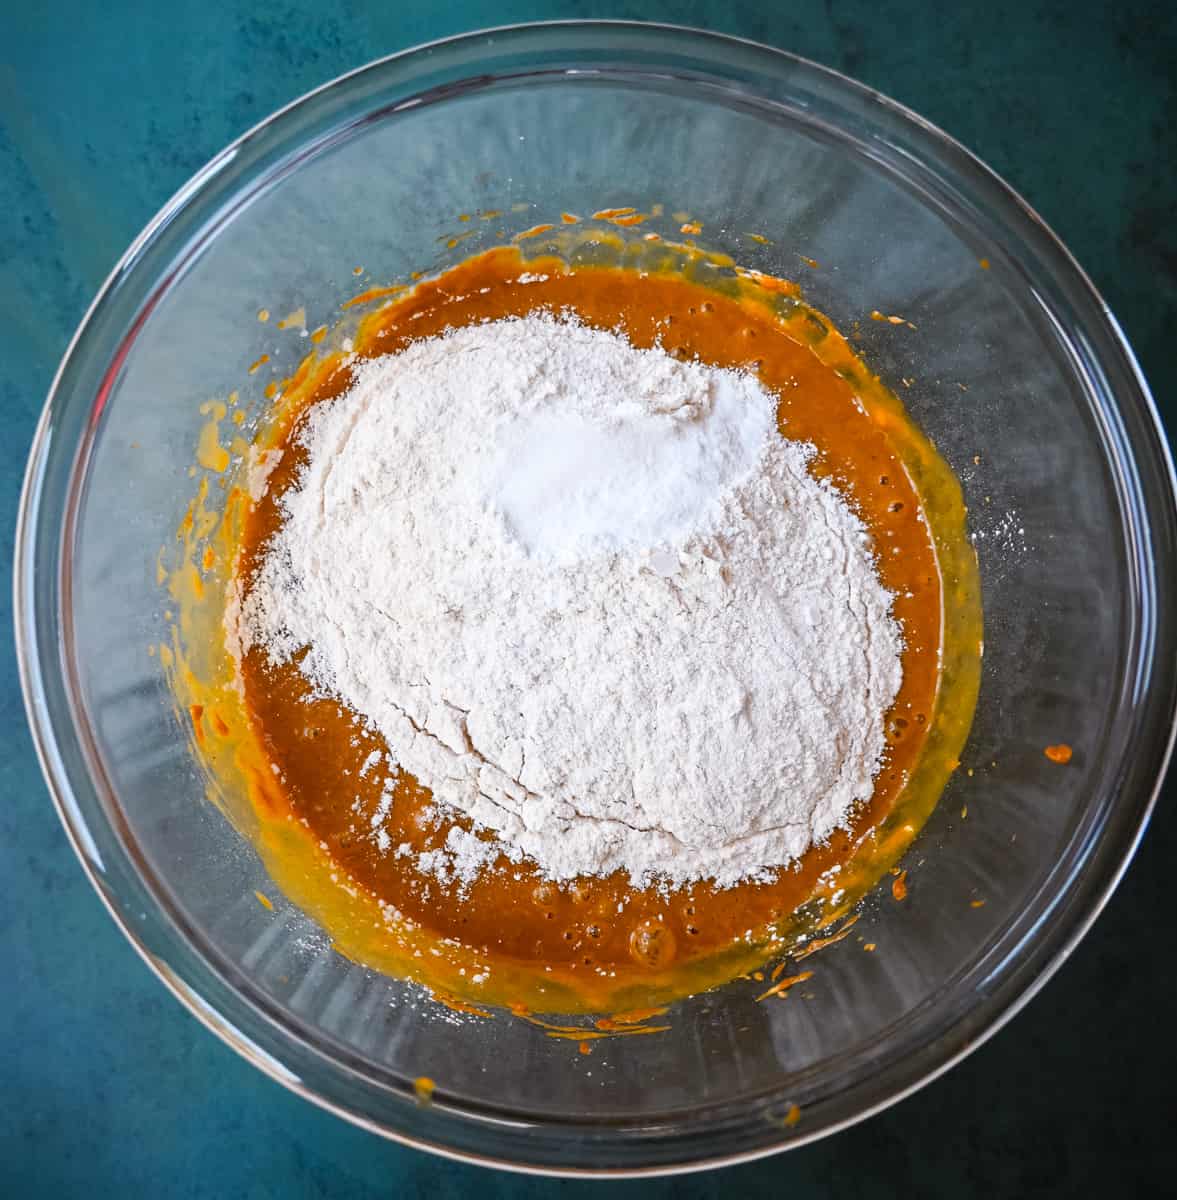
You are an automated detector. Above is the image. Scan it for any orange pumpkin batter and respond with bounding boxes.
[225,244,950,997]
[165,234,981,1015]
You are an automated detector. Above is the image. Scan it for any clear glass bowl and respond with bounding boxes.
[15,21,1177,1175]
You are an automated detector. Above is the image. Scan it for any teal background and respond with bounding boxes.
[2,1,1175,1194]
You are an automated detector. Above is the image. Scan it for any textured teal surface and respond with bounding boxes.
[2,2,1175,1195]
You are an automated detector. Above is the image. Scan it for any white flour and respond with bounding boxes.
[234,313,903,889]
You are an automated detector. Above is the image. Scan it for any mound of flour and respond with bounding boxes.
[234,313,902,889]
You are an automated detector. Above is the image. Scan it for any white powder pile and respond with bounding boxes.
[234,312,903,890]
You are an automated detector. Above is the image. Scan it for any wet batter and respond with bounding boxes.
[212,245,966,1009]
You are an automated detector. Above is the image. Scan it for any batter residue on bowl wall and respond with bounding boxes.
[162,226,981,1016]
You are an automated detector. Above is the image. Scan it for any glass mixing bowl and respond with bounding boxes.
[15,21,1177,1175]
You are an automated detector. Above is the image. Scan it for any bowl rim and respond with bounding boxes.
[13,17,1177,1176]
